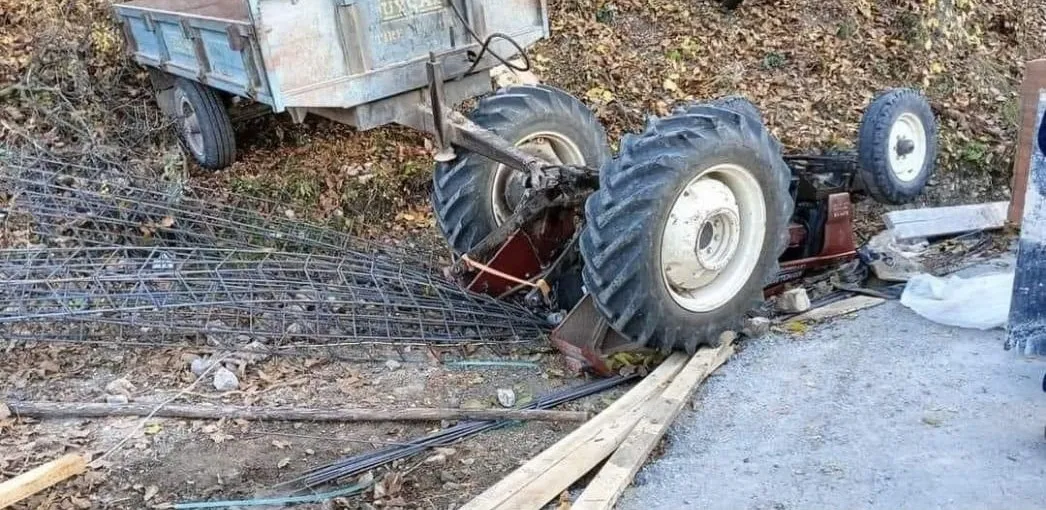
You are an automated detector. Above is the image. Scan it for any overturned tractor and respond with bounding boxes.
[434,85,937,372]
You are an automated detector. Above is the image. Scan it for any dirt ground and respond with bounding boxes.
[1,340,631,509]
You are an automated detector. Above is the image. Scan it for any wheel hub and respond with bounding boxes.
[179,96,205,159]
[887,112,927,182]
[660,164,766,312]
[491,133,585,226]
[694,207,741,272]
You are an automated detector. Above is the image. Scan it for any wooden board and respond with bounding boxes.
[1009,59,1046,225]
[0,454,86,508]
[884,201,1008,241]
[785,295,885,324]
[458,353,690,510]
[571,342,735,510]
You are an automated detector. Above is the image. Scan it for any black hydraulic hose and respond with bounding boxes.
[448,1,531,75]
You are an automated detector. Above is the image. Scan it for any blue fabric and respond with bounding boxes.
[1038,109,1046,158]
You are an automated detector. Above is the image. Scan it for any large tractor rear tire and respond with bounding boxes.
[707,96,763,124]
[432,85,611,254]
[580,104,793,353]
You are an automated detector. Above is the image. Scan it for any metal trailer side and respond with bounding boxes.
[114,0,549,130]
[114,0,273,105]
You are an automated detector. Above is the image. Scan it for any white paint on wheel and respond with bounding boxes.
[660,163,766,312]
[490,131,585,226]
[887,112,927,182]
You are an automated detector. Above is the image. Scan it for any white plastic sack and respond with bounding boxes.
[900,272,1014,330]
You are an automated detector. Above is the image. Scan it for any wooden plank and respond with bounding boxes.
[571,342,735,510]
[1007,88,1046,356]
[785,295,885,324]
[0,454,87,508]
[4,402,589,423]
[885,201,1009,241]
[1009,59,1046,225]
[459,353,690,510]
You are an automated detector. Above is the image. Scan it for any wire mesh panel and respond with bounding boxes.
[1,166,444,270]
[0,162,551,353]
[0,246,548,347]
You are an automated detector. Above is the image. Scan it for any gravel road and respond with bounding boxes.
[618,299,1046,510]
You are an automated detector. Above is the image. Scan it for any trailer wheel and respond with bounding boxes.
[580,105,793,352]
[173,78,236,170]
[432,85,610,254]
[857,88,937,205]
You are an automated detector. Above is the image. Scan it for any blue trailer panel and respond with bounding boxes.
[114,0,547,128]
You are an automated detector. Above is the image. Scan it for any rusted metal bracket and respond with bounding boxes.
[425,53,454,162]
[550,295,647,376]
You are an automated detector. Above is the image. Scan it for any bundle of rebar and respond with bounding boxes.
[282,375,635,489]
[0,163,552,350]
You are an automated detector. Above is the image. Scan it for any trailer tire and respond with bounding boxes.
[580,105,793,353]
[432,85,610,254]
[857,88,937,205]
[173,78,236,170]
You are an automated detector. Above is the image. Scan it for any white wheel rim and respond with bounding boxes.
[179,96,205,159]
[660,163,767,312]
[887,112,927,182]
[490,131,585,226]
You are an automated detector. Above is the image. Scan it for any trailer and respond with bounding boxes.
[114,0,548,168]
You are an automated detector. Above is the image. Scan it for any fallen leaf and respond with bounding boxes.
[143,423,162,435]
[210,431,233,444]
[277,457,291,468]
[663,78,679,92]
[144,485,159,501]
[374,471,403,499]
[272,439,290,449]
[69,496,92,509]
[0,403,9,420]
[557,490,572,510]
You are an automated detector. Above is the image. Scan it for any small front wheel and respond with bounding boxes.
[173,78,236,170]
[857,88,937,205]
